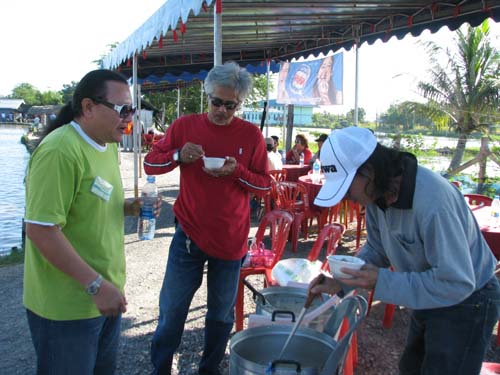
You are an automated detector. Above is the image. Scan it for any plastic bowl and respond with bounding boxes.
[203,157,225,170]
[327,255,365,279]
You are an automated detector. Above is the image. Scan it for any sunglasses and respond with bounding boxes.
[208,95,239,110]
[91,97,136,119]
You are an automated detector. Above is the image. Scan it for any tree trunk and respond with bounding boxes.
[477,137,489,194]
[448,133,468,172]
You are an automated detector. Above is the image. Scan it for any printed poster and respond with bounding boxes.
[276,53,343,105]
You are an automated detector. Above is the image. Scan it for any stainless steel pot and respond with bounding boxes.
[229,325,336,375]
[244,280,333,330]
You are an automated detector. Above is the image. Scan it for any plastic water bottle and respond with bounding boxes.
[138,176,158,240]
[312,158,321,183]
[490,195,500,227]
[299,152,304,166]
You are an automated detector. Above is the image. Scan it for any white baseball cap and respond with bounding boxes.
[314,127,377,207]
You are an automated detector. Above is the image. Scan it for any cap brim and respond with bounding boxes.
[314,171,356,207]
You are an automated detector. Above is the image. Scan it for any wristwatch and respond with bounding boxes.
[85,274,103,295]
[173,149,182,164]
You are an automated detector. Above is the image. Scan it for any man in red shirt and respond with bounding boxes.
[144,61,271,375]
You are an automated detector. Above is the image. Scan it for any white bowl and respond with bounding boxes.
[327,255,365,279]
[203,157,225,170]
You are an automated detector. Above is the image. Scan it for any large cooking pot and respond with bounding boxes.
[229,325,336,375]
[244,280,334,331]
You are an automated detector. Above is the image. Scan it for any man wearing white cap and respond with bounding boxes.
[309,126,500,374]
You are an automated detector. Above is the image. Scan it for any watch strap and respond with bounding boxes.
[174,149,182,164]
[85,274,103,295]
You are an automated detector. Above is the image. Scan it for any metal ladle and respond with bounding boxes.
[278,274,325,359]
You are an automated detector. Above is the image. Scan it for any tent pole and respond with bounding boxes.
[177,87,180,119]
[214,0,222,66]
[354,28,360,126]
[265,59,270,137]
[133,54,139,198]
[137,84,142,179]
[200,81,204,113]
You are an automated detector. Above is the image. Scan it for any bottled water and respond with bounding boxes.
[299,152,304,166]
[312,158,321,183]
[138,175,158,240]
[490,195,500,227]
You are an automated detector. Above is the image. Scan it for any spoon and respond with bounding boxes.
[278,274,325,359]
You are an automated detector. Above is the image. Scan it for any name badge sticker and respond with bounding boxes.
[90,176,114,202]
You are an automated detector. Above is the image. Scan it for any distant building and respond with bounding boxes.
[0,98,25,122]
[241,99,313,127]
[27,105,64,125]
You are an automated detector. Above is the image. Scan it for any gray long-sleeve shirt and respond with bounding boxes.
[357,157,496,310]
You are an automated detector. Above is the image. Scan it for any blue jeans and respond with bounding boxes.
[151,226,241,375]
[26,309,121,375]
[399,276,500,375]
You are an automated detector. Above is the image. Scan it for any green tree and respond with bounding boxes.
[60,81,79,103]
[247,74,272,107]
[312,111,339,128]
[144,82,203,126]
[380,102,433,130]
[10,83,41,105]
[415,20,500,171]
[346,108,366,123]
[39,90,63,105]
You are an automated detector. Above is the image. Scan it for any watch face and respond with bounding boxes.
[86,275,102,295]
[88,285,98,295]
[174,150,181,162]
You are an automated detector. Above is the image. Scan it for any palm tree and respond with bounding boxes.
[416,20,500,171]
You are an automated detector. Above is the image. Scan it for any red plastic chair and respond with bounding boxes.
[269,169,287,182]
[235,209,293,331]
[307,223,345,269]
[326,200,366,250]
[274,181,322,251]
[464,193,493,207]
[348,202,366,249]
[366,286,397,328]
[262,170,288,216]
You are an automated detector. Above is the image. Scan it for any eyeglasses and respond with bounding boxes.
[208,95,239,110]
[295,139,302,144]
[91,97,136,119]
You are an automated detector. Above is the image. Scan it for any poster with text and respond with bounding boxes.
[276,53,343,105]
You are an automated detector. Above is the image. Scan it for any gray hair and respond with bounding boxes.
[204,61,253,102]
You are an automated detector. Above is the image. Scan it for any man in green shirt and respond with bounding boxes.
[24,69,141,374]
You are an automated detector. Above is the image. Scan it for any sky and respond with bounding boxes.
[1,1,498,121]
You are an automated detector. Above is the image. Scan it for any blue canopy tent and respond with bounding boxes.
[103,0,500,195]
[103,0,499,80]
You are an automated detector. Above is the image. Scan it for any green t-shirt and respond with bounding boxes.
[23,123,125,320]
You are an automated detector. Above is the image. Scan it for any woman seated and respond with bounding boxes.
[286,134,312,165]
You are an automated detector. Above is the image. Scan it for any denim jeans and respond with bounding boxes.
[26,309,121,375]
[151,226,241,375]
[399,276,500,375]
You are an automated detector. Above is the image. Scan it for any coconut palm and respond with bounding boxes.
[416,20,500,171]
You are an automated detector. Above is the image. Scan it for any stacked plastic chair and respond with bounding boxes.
[274,181,323,252]
[235,209,293,331]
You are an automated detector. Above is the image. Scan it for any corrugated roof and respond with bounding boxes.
[103,0,499,82]
[0,99,25,110]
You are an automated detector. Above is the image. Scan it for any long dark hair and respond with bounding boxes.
[358,143,405,209]
[41,69,128,141]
